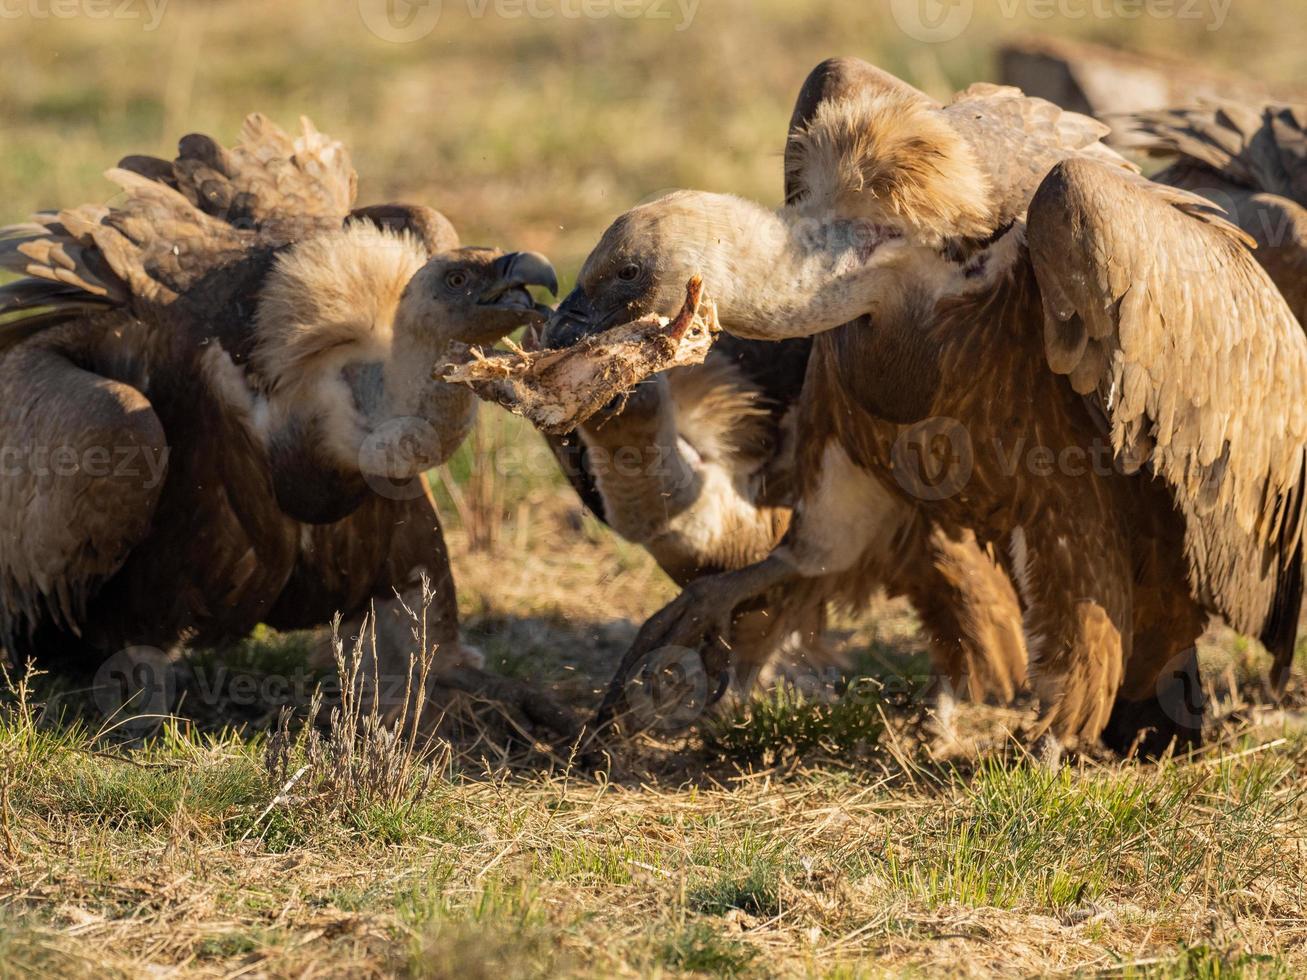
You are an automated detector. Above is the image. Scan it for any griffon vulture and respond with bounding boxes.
[0,115,569,732]
[565,60,1305,760]
[547,59,1029,731]
[1126,101,1307,323]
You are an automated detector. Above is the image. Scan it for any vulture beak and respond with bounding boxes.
[479,251,559,319]
[542,285,598,349]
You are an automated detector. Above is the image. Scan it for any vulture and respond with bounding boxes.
[0,115,569,732]
[548,59,1029,731]
[562,59,1307,761]
[1125,101,1307,323]
[542,334,836,695]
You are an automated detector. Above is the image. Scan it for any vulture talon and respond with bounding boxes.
[591,557,797,734]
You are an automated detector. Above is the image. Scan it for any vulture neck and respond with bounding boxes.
[356,323,478,478]
[688,195,912,342]
[577,381,702,543]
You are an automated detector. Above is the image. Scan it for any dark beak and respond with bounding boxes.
[543,285,599,349]
[479,251,559,312]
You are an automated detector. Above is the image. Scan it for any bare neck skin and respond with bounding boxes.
[677,193,919,341]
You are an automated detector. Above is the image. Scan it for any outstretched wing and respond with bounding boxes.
[0,114,358,340]
[1027,157,1307,676]
[1127,102,1307,324]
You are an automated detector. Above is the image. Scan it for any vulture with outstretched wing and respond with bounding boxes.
[565,60,1305,760]
[0,115,569,732]
[546,59,1028,730]
[1125,101,1307,322]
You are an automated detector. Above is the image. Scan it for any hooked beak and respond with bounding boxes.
[543,285,599,349]
[479,251,559,318]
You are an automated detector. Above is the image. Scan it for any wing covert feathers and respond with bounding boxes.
[1027,156,1307,632]
[0,114,358,333]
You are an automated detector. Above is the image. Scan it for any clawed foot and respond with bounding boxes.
[588,557,797,737]
[590,580,737,735]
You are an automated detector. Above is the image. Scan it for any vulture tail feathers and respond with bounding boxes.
[1261,537,1303,693]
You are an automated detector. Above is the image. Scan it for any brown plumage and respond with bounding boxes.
[0,115,568,732]
[578,61,1306,760]
[1126,101,1307,323]
[997,35,1307,146]
[548,58,1027,722]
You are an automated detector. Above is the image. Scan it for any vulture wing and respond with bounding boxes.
[942,83,1136,232]
[1127,102,1307,323]
[1026,157,1307,681]
[0,114,359,341]
[1127,101,1307,200]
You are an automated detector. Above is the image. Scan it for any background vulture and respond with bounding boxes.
[566,59,1307,761]
[550,59,1029,734]
[1125,101,1307,323]
[0,115,569,731]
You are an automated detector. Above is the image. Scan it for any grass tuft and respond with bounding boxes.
[706,683,884,765]
[661,921,759,977]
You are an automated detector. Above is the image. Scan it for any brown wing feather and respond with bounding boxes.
[1127,101,1307,201]
[942,84,1137,232]
[171,114,357,237]
[1127,102,1307,325]
[1026,157,1307,643]
[0,114,357,334]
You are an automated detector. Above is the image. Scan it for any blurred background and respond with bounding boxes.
[3,0,1306,276]
[3,0,1305,700]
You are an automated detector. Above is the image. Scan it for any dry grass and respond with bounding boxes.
[4,1,1307,976]
[2,673,1305,977]
[3,484,1305,978]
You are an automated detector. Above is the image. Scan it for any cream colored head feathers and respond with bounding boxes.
[786,89,995,242]
[250,224,428,394]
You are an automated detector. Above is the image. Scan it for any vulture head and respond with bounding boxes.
[251,223,557,522]
[545,89,1002,352]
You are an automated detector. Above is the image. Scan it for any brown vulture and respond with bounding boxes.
[1125,101,1307,323]
[0,115,570,732]
[547,60,1029,732]
[560,60,1307,761]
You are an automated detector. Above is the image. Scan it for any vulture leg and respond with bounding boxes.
[591,555,799,730]
[1012,519,1134,762]
[0,342,167,660]
[1101,539,1209,759]
[885,526,1027,745]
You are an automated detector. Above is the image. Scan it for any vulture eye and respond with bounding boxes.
[617,262,641,282]
[444,269,470,290]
